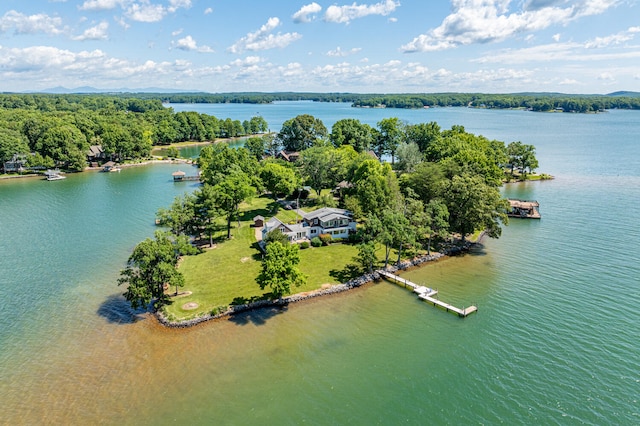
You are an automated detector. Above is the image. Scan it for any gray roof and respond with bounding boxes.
[319,213,347,223]
[303,207,351,221]
[87,145,103,156]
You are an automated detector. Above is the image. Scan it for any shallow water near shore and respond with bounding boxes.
[1,105,639,424]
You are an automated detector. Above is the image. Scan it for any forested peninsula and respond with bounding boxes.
[0,94,267,173]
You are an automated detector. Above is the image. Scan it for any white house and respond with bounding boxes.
[261,207,357,242]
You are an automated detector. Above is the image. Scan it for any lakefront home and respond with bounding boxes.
[261,207,356,242]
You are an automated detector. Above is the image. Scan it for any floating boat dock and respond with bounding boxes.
[507,199,541,219]
[378,270,477,317]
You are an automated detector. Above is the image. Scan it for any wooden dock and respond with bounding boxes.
[378,270,477,317]
[172,170,200,182]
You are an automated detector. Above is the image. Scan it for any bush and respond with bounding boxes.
[310,237,323,247]
[347,232,361,244]
[299,241,310,249]
[319,233,332,245]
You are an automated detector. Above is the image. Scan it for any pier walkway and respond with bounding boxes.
[378,270,477,317]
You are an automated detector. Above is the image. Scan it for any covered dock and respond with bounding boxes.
[507,199,541,219]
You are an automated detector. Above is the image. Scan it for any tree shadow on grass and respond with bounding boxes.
[237,197,280,223]
[97,294,147,325]
[251,241,265,260]
[329,263,363,283]
[227,302,289,326]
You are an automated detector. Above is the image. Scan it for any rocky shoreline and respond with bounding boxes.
[156,243,473,328]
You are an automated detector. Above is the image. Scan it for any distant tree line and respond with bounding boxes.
[124,91,640,113]
[0,94,267,172]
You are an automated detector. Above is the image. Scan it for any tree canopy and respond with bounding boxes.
[118,231,197,310]
[257,241,306,299]
[278,114,328,152]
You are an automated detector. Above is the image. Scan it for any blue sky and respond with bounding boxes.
[0,0,638,93]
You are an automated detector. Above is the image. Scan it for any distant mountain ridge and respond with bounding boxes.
[25,86,204,94]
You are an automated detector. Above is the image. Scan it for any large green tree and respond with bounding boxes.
[156,193,197,237]
[441,174,509,240]
[278,114,327,152]
[257,241,306,299]
[199,143,258,187]
[260,161,299,199]
[405,121,441,153]
[399,161,445,204]
[376,117,404,163]
[507,141,538,177]
[214,166,255,239]
[395,141,422,174]
[423,199,449,255]
[348,158,398,216]
[118,231,197,309]
[330,118,375,152]
[0,128,29,163]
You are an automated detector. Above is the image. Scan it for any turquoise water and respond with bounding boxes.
[1,106,639,424]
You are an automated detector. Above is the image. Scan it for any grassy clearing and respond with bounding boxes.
[162,194,375,321]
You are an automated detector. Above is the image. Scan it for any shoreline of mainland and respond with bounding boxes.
[0,136,251,180]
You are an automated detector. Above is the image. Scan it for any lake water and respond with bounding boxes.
[1,103,638,424]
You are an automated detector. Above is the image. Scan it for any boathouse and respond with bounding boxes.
[507,199,541,219]
[172,170,186,181]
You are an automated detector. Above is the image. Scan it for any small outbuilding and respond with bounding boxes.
[253,215,265,228]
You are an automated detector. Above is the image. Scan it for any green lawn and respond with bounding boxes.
[162,194,371,322]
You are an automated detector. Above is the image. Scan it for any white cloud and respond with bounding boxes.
[552,33,561,42]
[172,35,214,52]
[172,28,183,36]
[401,0,619,52]
[174,35,197,50]
[228,17,302,53]
[204,7,213,15]
[81,0,192,22]
[0,10,67,35]
[230,56,264,67]
[0,45,100,73]
[598,72,615,81]
[559,78,580,85]
[168,0,192,13]
[326,46,362,57]
[293,3,322,23]
[73,21,109,41]
[79,0,127,11]
[325,0,399,24]
[473,40,640,65]
[585,27,636,48]
[126,3,166,23]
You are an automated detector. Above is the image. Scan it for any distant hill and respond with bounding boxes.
[606,91,640,97]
